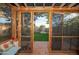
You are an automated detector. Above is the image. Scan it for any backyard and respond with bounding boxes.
[34,12,49,41]
[34,32,48,41]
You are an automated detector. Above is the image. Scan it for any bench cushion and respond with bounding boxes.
[0,40,14,52]
[2,47,20,55]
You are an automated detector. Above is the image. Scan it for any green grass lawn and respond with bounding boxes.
[0,35,9,42]
[34,32,48,41]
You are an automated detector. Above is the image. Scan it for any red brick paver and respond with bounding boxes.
[33,41,48,55]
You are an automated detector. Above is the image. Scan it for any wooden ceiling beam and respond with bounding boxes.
[69,3,76,8]
[14,3,20,7]
[19,7,79,12]
[60,3,66,8]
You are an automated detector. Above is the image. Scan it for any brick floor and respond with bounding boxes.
[33,41,49,55]
[17,41,77,55]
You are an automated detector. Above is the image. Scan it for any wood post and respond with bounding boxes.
[48,11,52,53]
[17,10,21,47]
[31,12,34,51]
[11,7,16,40]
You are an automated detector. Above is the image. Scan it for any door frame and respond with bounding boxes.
[33,11,51,52]
[20,11,34,51]
[33,11,50,42]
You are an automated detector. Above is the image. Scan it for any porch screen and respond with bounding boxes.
[52,13,79,51]
[34,12,49,41]
[21,13,31,50]
[0,4,11,42]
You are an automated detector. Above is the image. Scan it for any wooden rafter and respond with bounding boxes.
[7,3,13,7]
[14,3,20,7]
[24,3,27,7]
[76,5,79,8]
[60,3,66,8]
[52,3,55,7]
[69,3,76,8]
[43,3,45,7]
[34,3,36,7]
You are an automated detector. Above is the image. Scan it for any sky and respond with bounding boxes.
[52,13,79,26]
[0,17,11,23]
[64,13,79,21]
[34,16,49,28]
[0,13,79,25]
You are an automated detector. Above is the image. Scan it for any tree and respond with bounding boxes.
[39,25,45,32]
